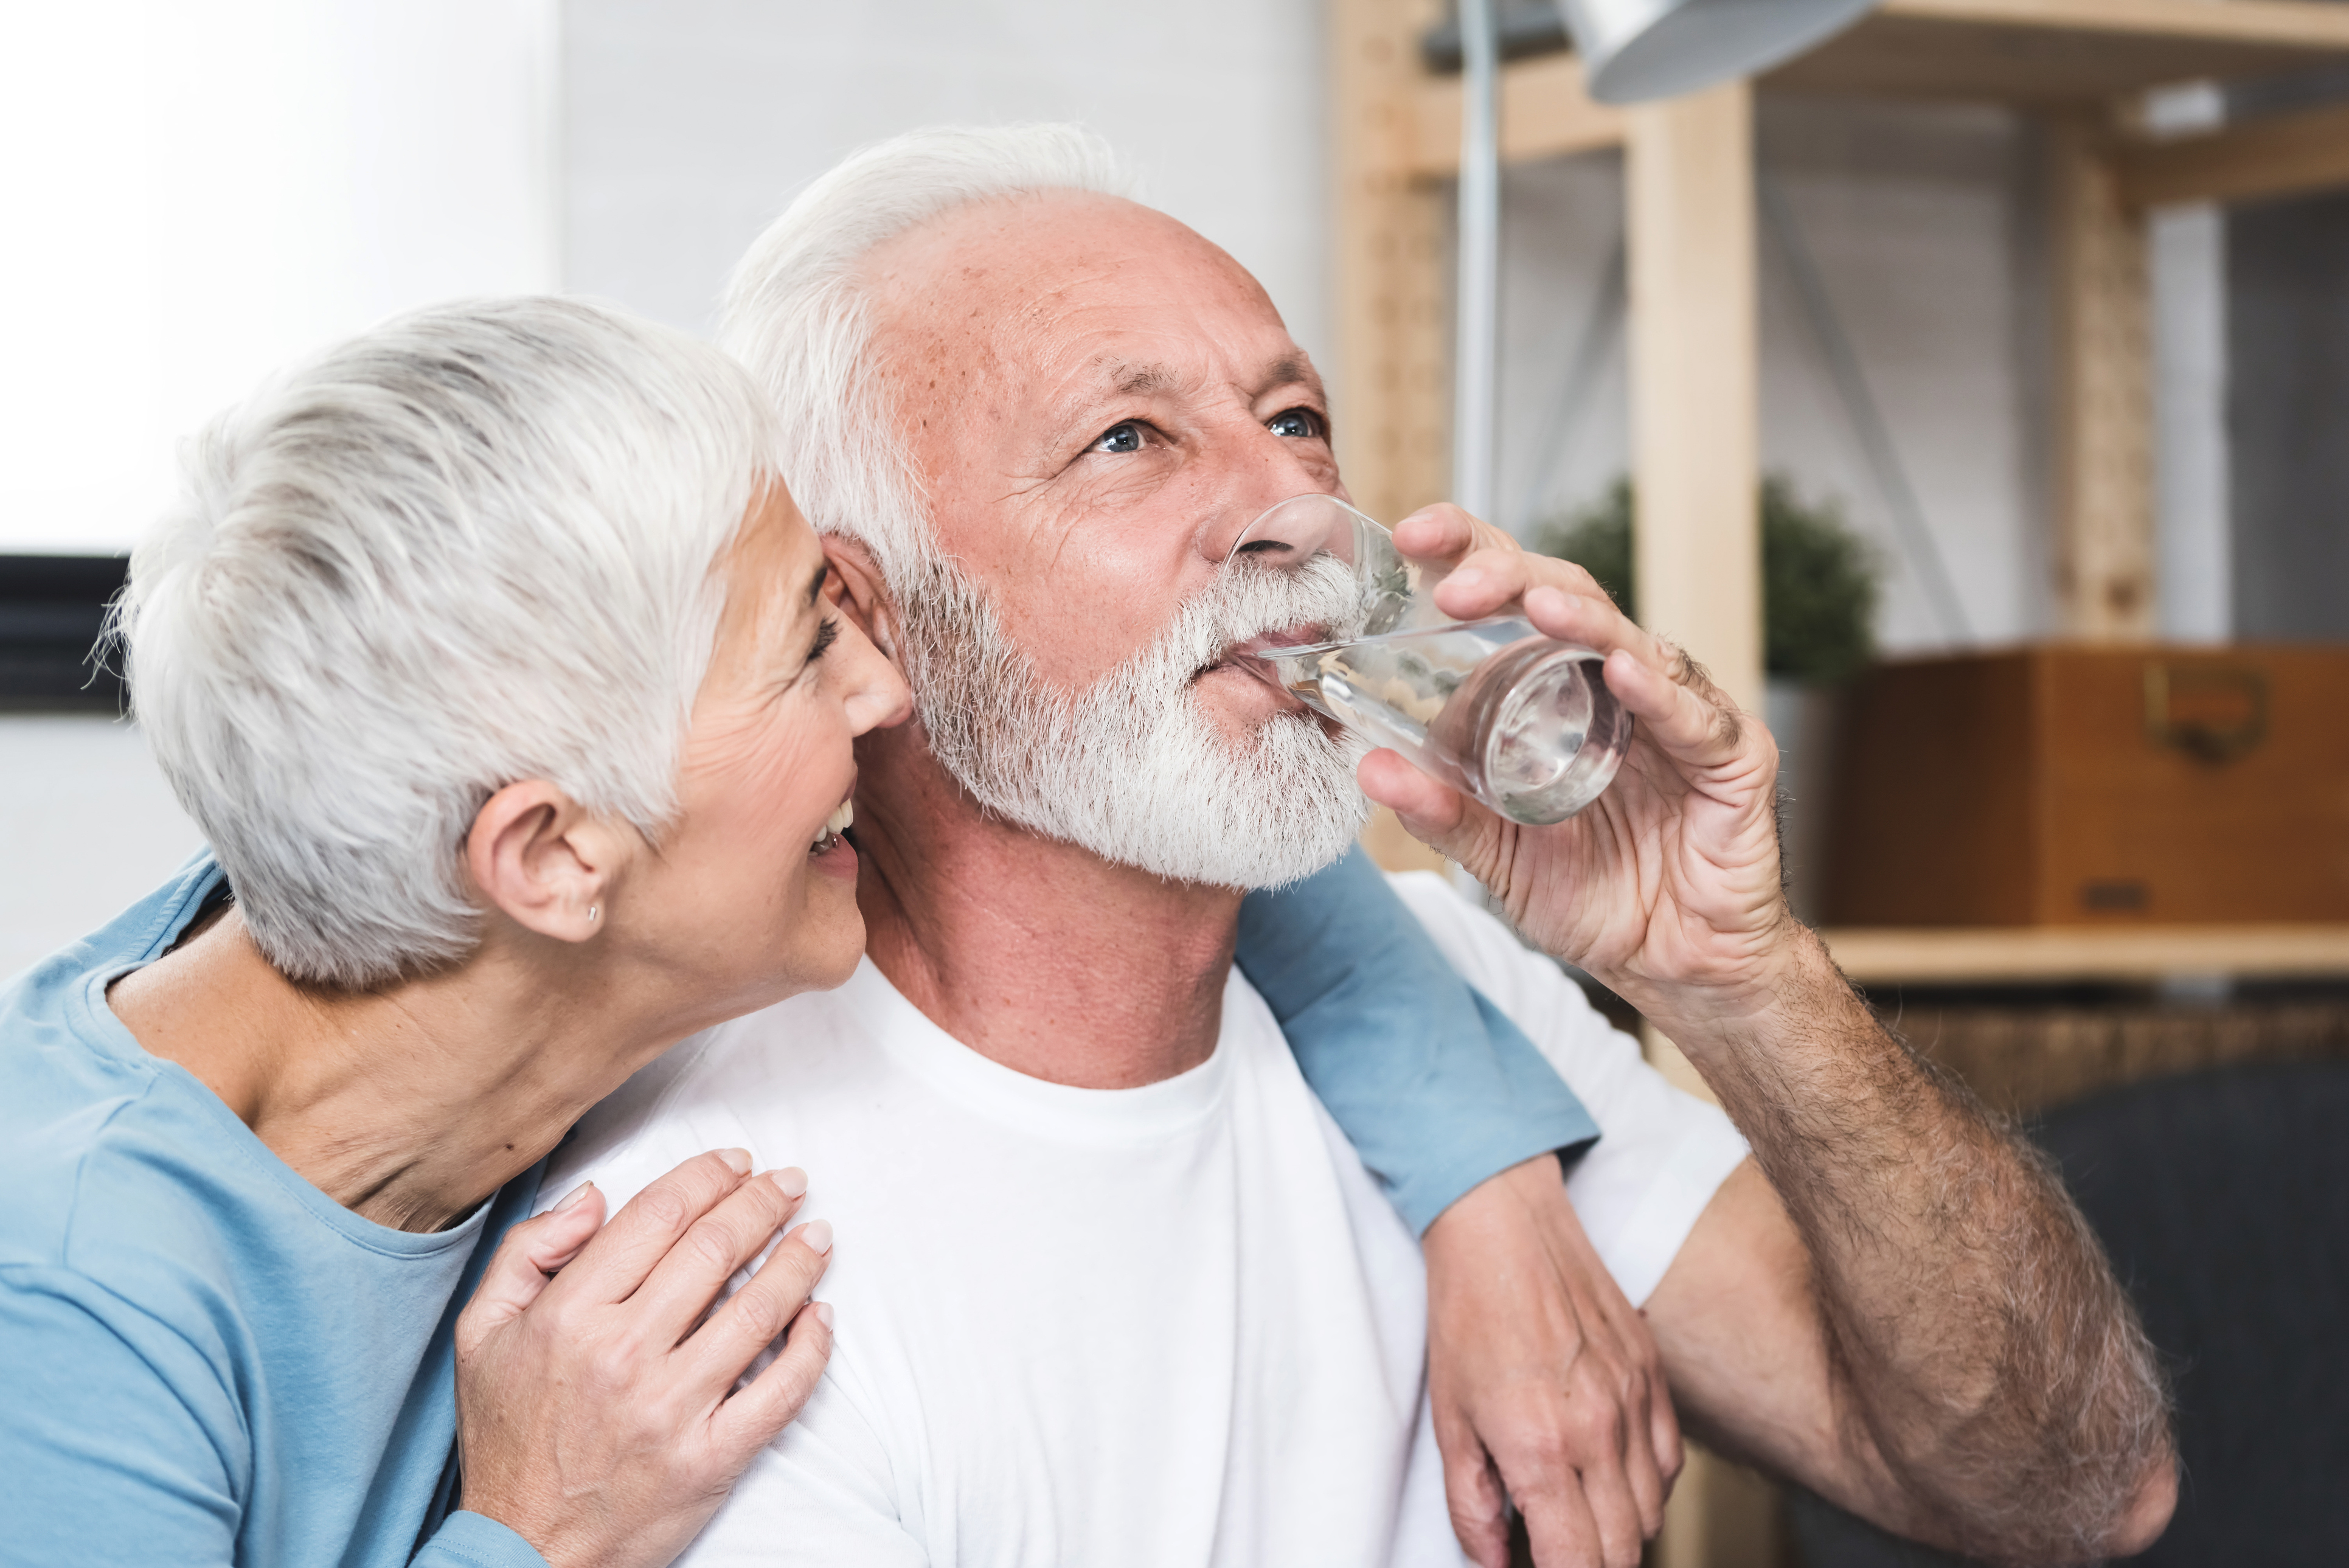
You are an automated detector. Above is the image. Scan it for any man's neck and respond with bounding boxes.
[851,729,1243,1089]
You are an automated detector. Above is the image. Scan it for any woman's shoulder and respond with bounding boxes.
[0,1032,254,1462]
[0,1008,256,1342]
[0,1042,260,1555]
[2,933,290,1397]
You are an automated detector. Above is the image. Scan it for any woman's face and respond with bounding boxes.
[622,481,909,1022]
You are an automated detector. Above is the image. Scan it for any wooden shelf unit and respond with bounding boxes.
[1772,0,2349,103]
[1339,0,2349,943]
[1334,10,2349,1562]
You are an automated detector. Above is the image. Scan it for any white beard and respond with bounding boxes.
[893,550,1370,889]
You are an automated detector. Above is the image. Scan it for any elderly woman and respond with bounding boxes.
[0,297,911,1567]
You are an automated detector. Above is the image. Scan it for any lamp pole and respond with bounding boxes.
[1453,0,1502,521]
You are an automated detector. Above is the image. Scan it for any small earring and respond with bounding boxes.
[587,905,600,923]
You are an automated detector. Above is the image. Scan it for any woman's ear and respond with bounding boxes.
[821,535,904,669]
[464,781,628,945]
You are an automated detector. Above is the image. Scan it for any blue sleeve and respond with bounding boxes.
[1236,847,1600,1235]
[412,1512,550,1567]
[0,1269,241,1566]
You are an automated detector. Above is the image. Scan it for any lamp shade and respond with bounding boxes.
[1556,0,1875,103]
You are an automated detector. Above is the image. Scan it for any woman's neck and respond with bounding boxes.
[108,907,671,1233]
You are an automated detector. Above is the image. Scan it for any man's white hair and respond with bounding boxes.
[718,125,1367,888]
[719,122,1133,593]
[119,296,779,988]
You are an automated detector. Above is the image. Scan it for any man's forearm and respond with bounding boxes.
[1649,929,2174,1564]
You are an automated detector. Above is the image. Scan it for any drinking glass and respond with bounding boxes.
[1226,493,1633,825]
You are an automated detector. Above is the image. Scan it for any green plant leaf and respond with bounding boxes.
[1532,474,1881,686]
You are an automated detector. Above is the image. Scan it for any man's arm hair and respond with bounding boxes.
[1643,936,2176,1566]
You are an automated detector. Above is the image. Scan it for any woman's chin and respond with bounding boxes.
[793,849,867,990]
[799,904,868,992]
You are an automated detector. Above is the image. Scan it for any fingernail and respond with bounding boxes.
[814,1302,835,1330]
[801,1218,833,1254]
[717,1147,752,1175]
[1449,568,1488,594]
[553,1181,594,1212]
[769,1167,809,1199]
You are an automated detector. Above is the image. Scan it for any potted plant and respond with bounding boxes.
[1536,475,1881,919]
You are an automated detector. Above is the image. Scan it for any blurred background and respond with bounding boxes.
[4,2,2347,1563]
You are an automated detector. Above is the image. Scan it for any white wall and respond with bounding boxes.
[2,1,555,973]
[1493,99,2050,653]
[0,718,202,983]
[559,0,1331,364]
[2146,84,2231,644]
[1755,97,2047,651]
[0,0,557,555]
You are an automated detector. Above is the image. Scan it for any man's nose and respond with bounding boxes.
[1190,439,1345,566]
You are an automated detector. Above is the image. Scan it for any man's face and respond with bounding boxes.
[866,190,1347,749]
[858,191,1370,887]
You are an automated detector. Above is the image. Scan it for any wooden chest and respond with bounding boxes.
[1820,645,2349,926]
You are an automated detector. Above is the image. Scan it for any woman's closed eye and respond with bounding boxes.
[805,616,840,665]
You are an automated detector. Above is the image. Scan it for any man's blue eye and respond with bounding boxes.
[1092,421,1144,454]
[1269,409,1320,440]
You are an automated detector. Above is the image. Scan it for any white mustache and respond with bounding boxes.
[1145,553,1359,688]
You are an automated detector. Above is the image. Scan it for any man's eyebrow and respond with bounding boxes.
[1111,363,1182,397]
[804,562,829,608]
[1263,354,1324,398]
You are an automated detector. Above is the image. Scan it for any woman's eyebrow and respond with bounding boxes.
[803,563,829,608]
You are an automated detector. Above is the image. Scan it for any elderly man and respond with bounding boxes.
[553,127,2175,1568]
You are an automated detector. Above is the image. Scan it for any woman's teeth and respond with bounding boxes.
[810,799,855,855]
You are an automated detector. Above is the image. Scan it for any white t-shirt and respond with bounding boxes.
[546,873,1748,1568]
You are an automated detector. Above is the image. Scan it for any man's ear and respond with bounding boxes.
[821,534,905,669]
[464,780,628,945]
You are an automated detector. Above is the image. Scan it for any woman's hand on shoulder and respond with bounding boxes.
[454,1150,834,1568]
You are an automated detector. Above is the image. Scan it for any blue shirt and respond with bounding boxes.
[0,856,545,1568]
[0,849,1594,1565]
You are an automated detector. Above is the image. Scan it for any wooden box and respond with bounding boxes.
[1820,645,2349,926]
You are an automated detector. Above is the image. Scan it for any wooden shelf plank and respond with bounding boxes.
[1877,0,2349,49]
[2113,100,2349,208]
[1394,1,2349,180]
[1769,0,2349,103]
[1407,54,1626,176]
[1820,924,2349,983]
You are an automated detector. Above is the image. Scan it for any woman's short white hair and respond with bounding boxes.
[718,123,1133,592]
[119,296,779,989]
